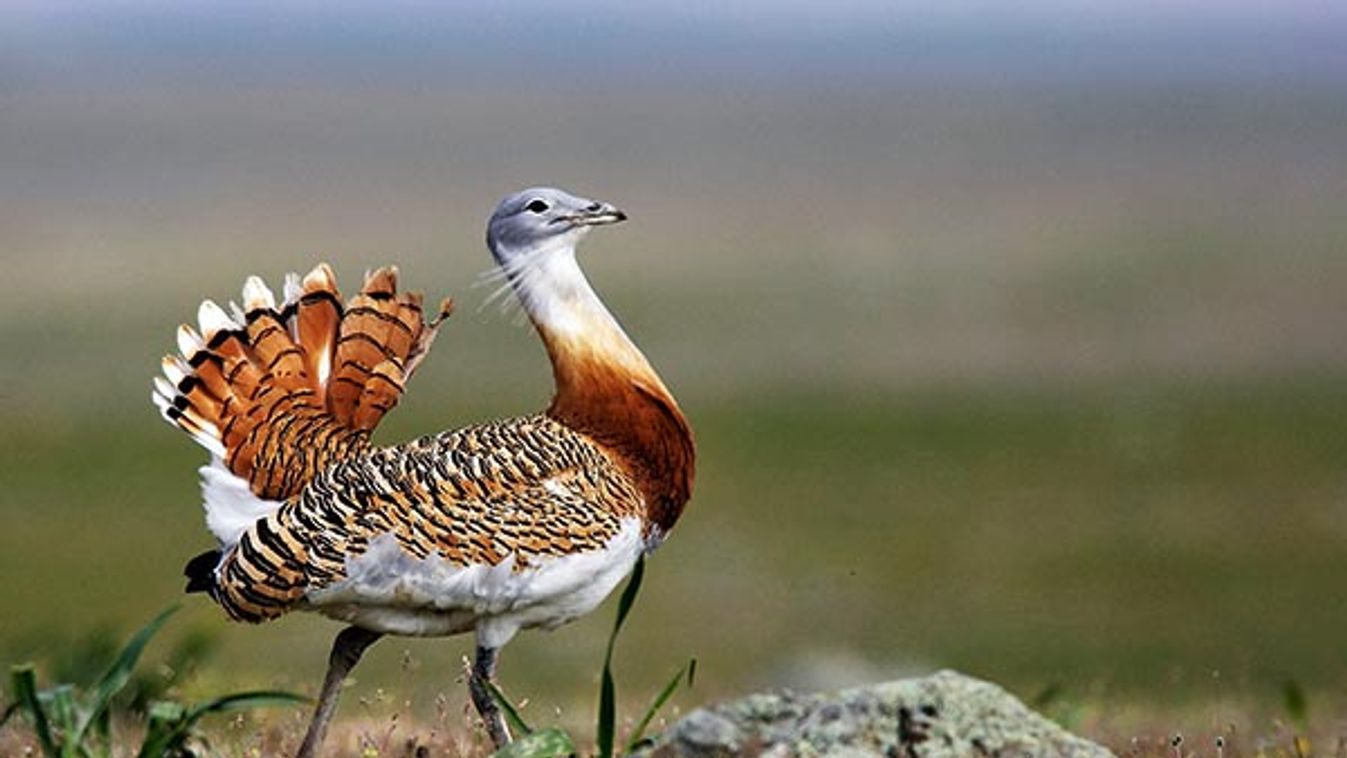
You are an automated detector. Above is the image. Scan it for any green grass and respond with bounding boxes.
[3,606,304,758]
[4,377,1347,714]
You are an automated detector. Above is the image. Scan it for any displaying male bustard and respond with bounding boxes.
[150,188,695,757]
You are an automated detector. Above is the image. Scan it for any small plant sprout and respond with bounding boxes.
[596,556,697,758]
[485,555,694,758]
[1216,735,1226,758]
[1281,680,1308,730]
[5,606,305,758]
[1171,733,1183,758]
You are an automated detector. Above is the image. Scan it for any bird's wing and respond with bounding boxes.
[152,263,454,503]
[209,415,648,623]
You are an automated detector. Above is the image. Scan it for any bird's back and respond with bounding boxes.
[217,413,649,636]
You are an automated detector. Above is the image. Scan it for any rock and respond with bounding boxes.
[630,670,1112,758]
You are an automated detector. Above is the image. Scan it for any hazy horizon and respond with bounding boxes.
[3,2,1346,94]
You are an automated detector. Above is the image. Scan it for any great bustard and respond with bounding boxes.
[150,188,696,756]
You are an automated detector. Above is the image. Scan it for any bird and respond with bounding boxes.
[150,188,696,757]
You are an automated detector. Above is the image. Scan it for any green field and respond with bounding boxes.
[5,378,1347,708]
[4,7,1347,752]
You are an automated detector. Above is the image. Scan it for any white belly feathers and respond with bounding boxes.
[303,517,645,647]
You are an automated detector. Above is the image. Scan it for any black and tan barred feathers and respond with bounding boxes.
[217,415,645,621]
[152,263,666,624]
[153,264,453,500]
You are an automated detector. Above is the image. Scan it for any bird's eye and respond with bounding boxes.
[526,199,549,214]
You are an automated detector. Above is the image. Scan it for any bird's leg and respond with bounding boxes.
[297,625,383,758]
[467,644,512,748]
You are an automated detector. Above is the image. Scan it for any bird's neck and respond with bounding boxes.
[504,246,694,536]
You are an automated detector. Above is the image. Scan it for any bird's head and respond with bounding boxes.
[486,187,626,266]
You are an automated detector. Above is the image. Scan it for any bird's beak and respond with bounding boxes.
[568,202,627,227]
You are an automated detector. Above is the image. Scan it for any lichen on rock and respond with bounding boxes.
[629,670,1112,758]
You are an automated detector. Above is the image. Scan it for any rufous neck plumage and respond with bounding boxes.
[500,244,694,536]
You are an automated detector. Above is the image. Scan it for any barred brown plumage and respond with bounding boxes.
[151,187,695,755]
[154,262,453,504]
[211,414,645,623]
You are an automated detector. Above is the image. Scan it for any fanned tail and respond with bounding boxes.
[152,263,454,543]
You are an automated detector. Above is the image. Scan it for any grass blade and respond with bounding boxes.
[489,727,576,758]
[597,555,645,758]
[611,555,645,644]
[185,690,307,720]
[1283,679,1308,730]
[47,685,92,758]
[10,665,58,758]
[134,701,188,758]
[597,670,616,758]
[486,679,533,736]
[75,605,179,744]
[624,658,696,753]
[136,691,306,758]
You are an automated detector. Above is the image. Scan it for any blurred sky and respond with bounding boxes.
[3,0,1346,92]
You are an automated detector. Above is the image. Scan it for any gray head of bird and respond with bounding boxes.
[486,187,626,268]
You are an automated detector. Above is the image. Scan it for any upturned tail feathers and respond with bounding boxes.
[152,263,454,502]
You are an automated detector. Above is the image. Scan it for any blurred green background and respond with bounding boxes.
[2,1,1346,722]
